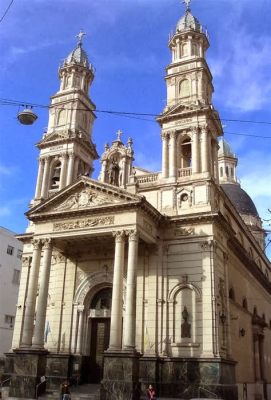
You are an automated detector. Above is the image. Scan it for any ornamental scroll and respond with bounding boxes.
[53,216,114,232]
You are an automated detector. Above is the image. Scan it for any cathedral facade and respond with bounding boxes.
[6,4,271,400]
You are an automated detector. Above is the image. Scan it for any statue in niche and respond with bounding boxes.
[181,306,191,338]
[108,159,120,186]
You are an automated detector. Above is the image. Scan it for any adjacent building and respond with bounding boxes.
[0,227,22,356]
[6,3,271,400]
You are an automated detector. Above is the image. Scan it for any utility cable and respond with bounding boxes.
[0,0,15,24]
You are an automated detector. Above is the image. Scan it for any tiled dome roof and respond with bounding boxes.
[65,44,89,67]
[221,184,259,217]
[176,10,202,32]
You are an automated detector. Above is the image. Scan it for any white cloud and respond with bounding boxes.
[238,151,271,221]
[0,165,13,176]
[210,28,271,112]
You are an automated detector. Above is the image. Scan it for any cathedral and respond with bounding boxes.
[6,2,271,400]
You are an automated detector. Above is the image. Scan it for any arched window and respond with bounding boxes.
[179,79,190,98]
[231,167,234,177]
[180,138,192,168]
[225,166,229,177]
[192,43,198,56]
[57,109,66,126]
[242,297,248,310]
[220,166,223,177]
[229,287,235,301]
[50,161,61,189]
[181,43,188,57]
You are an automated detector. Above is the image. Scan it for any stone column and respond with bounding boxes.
[21,239,42,347]
[75,306,85,354]
[169,131,177,178]
[71,305,79,354]
[73,156,80,181]
[59,154,68,189]
[66,154,75,185]
[161,132,169,178]
[100,160,107,182]
[192,128,200,174]
[109,231,125,351]
[40,157,50,198]
[35,158,45,199]
[201,126,209,173]
[32,239,53,349]
[123,230,139,351]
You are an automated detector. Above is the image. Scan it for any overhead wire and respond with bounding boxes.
[1,96,271,138]
[0,0,15,24]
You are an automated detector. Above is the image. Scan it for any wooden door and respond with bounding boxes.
[89,318,110,383]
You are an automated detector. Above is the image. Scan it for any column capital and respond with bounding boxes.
[127,229,139,242]
[168,130,176,139]
[68,152,75,159]
[161,131,169,141]
[31,238,42,250]
[191,126,199,135]
[200,124,208,133]
[113,230,126,243]
[42,238,53,249]
[77,305,85,313]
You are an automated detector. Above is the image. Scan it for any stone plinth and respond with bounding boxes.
[7,349,47,399]
[100,351,140,400]
[139,357,238,400]
[45,353,71,390]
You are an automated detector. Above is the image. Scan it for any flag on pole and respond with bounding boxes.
[44,321,51,343]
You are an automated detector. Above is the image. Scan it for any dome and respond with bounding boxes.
[176,10,202,32]
[64,44,89,68]
[218,139,236,158]
[221,184,259,217]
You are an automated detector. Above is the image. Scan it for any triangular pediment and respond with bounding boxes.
[157,102,206,121]
[40,131,68,144]
[27,177,143,218]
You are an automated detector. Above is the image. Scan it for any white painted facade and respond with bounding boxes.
[0,227,22,356]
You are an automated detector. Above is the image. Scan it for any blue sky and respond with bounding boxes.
[0,0,271,255]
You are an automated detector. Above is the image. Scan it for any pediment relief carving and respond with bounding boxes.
[55,187,120,211]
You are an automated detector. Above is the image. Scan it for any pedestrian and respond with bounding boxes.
[146,384,157,400]
[60,381,71,400]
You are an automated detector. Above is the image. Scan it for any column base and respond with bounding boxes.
[46,353,72,390]
[139,356,238,400]
[7,349,48,399]
[101,351,140,400]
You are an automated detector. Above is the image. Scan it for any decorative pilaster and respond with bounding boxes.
[169,131,177,178]
[109,231,125,351]
[75,306,85,354]
[40,157,50,198]
[59,154,68,189]
[66,153,75,185]
[21,239,42,347]
[192,127,200,174]
[123,230,139,351]
[161,132,169,178]
[35,158,45,199]
[201,126,209,173]
[32,238,53,349]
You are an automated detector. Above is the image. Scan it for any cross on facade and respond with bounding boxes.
[76,30,86,46]
[116,129,123,141]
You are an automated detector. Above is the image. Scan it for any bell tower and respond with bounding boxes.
[33,31,98,203]
[157,0,223,182]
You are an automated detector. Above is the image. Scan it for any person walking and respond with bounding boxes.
[60,381,71,400]
[146,384,157,400]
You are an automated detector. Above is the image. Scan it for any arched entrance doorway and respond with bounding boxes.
[87,287,112,383]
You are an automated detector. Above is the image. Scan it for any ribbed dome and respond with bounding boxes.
[176,10,202,32]
[64,44,89,68]
[218,139,235,158]
[221,184,259,217]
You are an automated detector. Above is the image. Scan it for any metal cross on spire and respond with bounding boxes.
[76,30,86,46]
[183,0,191,12]
[116,129,123,141]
